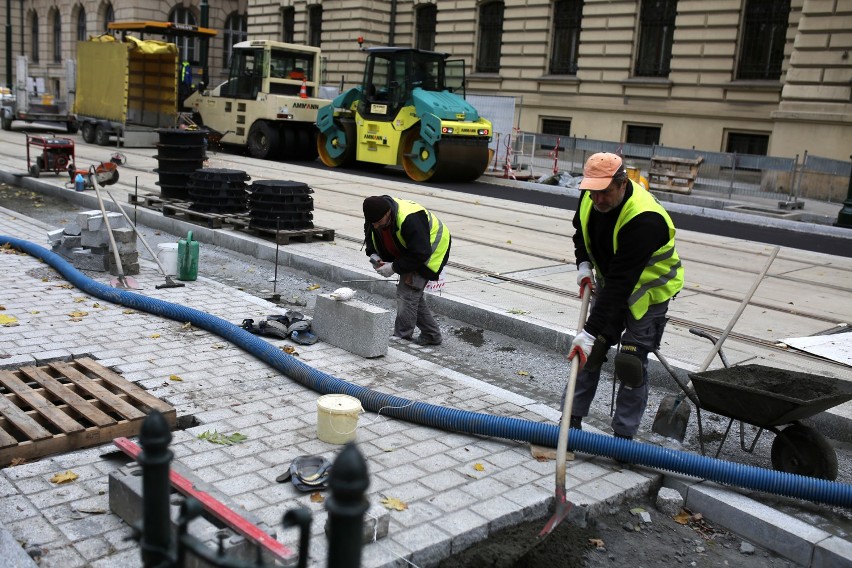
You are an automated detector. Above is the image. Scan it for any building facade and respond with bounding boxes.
[3,0,850,161]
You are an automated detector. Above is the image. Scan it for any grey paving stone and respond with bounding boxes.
[813,535,852,568]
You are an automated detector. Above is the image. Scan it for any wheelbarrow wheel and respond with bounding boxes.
[770,424,837,481]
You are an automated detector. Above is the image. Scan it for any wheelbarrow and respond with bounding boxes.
[670,329,852,481]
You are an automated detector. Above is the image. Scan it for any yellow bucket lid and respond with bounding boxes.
[317,394,362,414]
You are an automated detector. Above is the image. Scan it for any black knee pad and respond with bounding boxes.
[614,344,646,388]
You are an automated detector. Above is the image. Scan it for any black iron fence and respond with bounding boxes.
[132,411,367,568]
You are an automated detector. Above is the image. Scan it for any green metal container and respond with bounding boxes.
[177,231,199,281]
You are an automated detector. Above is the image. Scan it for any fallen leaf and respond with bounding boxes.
[310,492,324,503]
[473,463,485,471]
[307,284,321,291]
[197,431,248,446]
[92,303,101,308]
[211,343,225,349]
[30,310,39,314]
[73,506,106,515]
[517,370,529,376]
[123,309,135,314]
[0,305,5,310]
[507,308,529,315]
[68,311,88,318]
[74,297,87,303]
[10,457,25,466]
[0,314,18,325]
[630,507,647,515]
[281,345,299,356]
[58,284,74,289]
[380,496,408,511]
[169,374,183,381]
[588,538,606,549]
[182,322,192,329]
[673,510,691,525]
[50,471,79,484]
[150,333,161,339]
[506,240,512,244]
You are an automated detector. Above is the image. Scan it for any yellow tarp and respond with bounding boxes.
[75,37,177,126]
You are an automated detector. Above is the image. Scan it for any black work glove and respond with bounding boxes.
[584,335,609,373]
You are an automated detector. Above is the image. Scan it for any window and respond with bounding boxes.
[77,8,87,42]
[169,7,198,63]
[282,7,295,43]
[726,132,769,156]
[416,4,437,51]
[549,0,583,75]
[103,3,114,32]
[634,0,677,77]
[540,118,571,150]
[737,0,790,80]
[625,124,661,146]
[223,12,248,68]
[476,2,504,73]
[52,10,62,63]
[308,5,322,48]
[31,12,39,63]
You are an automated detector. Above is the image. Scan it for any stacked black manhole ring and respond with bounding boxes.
[187,168,250,214]
[154,128,208,200]
[249,180,314,230]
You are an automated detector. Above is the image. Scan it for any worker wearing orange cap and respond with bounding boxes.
[568,152,684,440]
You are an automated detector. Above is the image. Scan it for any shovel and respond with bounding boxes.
[91,169,139,290]
[540,284,592,537]
[652,246,779,441]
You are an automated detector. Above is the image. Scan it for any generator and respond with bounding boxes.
[26,134,75,178]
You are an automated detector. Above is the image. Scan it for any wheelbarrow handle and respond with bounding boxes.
[688,328,731,369]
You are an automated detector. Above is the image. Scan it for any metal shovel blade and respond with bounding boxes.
[652,394,691,441]
[539,487,573,537]
[110,275,140,290]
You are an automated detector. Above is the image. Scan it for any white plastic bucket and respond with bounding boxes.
[157,243,179,276]
[316,394,363,444]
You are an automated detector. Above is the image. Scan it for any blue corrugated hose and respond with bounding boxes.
[4,235,850,508]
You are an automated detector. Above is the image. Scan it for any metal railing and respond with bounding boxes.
[491,132,851,204]
[132,411,367,568]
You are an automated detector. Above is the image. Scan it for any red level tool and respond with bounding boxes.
[113,437,295,563]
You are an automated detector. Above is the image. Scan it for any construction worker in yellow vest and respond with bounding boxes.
[568,153,684,440]
[363,196,451,346]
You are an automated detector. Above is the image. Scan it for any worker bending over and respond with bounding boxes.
[569,153,684,439]
[363,195,450,346]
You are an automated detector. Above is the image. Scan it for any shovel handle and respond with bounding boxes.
[554,285,592,491]
[695,246,779,374]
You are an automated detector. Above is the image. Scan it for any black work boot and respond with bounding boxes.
[570,415,583,430]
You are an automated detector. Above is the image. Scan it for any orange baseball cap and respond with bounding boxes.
[579,152,625,191]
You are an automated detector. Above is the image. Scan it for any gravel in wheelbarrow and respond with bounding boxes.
[688,364,852,429]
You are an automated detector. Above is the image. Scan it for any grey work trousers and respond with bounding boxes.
[394,272,441,341]
[571,300,670,437]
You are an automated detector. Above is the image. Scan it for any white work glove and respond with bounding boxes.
[369,254,383,268]
[375,262,396,278]
[569,330,596,368]
[576,261,594,296]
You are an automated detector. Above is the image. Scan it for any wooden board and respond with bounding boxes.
[0,358,176,467]
[226,216,335,245]
[127,192,166,211]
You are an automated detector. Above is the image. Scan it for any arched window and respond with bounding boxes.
[634,0,678,77]
[103,3,114,32]
[308,5,322,47]
[223,12,248,67]
[77,8,87,41]
[549,0,583,75]
[169,6,199,63]
[281,7,295,43]
[53,9,62,63]
[476,1,504,73]
[737,0,790,80]
[32,12,40,63]
[416,4,437,51]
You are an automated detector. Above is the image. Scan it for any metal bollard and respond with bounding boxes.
[138,410,174,567]
[325,443,369,568]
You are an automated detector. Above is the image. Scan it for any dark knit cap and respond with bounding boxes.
[363,196,391,223]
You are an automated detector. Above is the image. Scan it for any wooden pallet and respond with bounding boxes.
[162,201,242,229]
[226,216,335,245]
[0,358,175,467]
[128,192,167,211]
